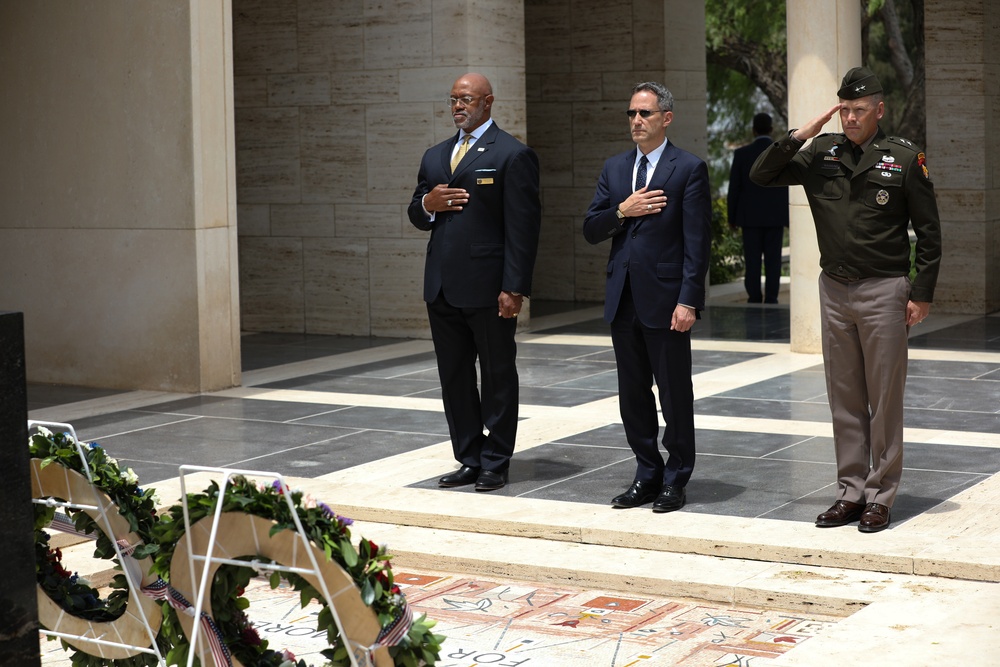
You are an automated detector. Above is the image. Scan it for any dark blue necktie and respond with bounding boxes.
[635,155,648,190]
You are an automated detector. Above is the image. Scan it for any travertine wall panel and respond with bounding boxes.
[270,204,335,237]
[238,237,304,332]
[237,204,270,236]
[305,239,371,334]
[299,105,367,203]
[335,204,406,239]
[268,73,332,106]
[369,239,430,336]
[236,107,301,203]
[298,1,365,71]
[926,0,1000,313]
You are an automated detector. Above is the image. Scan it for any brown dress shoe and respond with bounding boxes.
[858,503,891,533]
[815,500,865,527]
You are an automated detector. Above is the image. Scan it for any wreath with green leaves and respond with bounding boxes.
[30,425,167,667]
[150,475,444,667]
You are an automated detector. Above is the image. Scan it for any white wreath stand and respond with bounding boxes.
[29,419,166,666]
[176,465,386,667]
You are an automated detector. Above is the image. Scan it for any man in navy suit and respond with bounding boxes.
[584,81,711,513]
[727,113,789,303]
[407,73,541,492]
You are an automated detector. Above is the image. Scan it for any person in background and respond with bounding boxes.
[728,112,789,304]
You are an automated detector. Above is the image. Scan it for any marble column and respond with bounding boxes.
[0,312,40,665]
[0,1,241,392]
[785,0,861,353]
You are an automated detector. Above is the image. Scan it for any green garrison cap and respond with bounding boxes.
[837,67,883,100]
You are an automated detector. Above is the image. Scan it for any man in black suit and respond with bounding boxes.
[584,81,712,512]
[727,112,789,303]
[407,73,541,492]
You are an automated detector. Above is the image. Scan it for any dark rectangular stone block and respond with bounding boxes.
[0,312,40,665]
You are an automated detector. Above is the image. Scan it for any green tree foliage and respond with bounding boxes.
[862,0,925,145]
[710,197,744,285]
[705,0,788,194]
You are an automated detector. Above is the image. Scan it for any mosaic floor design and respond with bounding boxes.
[43,568,841,666]
[41,571,840,667]
[390,570,841,667]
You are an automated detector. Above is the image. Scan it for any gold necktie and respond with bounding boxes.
[451,134,471,172]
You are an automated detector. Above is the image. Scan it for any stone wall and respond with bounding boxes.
[234,0,529,337]
[925,0,1000,313]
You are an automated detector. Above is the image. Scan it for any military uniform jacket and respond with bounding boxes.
[750,127,942,302]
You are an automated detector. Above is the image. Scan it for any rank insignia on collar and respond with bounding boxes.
[876,189,890,205]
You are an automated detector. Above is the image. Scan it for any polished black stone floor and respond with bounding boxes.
[26,303,1000,528]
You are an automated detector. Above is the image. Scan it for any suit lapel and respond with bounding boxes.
[452,123,499,178]
[647,144,676,190]
[619,152,637,199]
[630,144,675,232]
[440,132,460,175]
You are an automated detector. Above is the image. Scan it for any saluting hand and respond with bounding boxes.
[792,104,842,142]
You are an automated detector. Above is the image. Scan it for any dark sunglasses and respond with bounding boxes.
[626,109,664,119]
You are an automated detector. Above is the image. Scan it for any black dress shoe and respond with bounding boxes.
[858,503,891,533]
[652,485,686,513]
[815,500,865,527]
[438,465,480,487]
[475,469,508,491]
[611,480,661,508]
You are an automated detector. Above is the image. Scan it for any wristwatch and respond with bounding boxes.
[615,206,625,220]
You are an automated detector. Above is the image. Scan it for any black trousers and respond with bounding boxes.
[426,292,519,473]
[742,226,784,303]
[609,281,696,487]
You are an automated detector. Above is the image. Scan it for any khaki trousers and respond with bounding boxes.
[818,273,911,507]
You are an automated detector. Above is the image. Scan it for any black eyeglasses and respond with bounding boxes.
[626,109,664,118]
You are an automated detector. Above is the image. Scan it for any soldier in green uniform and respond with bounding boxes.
[751,67,942,533]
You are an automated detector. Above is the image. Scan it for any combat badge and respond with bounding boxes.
[876,189,890,205]
[917,152,929,179]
